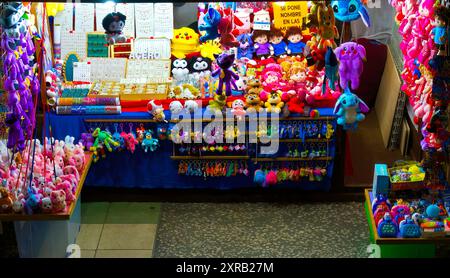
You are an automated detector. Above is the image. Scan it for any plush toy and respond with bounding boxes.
[233,9,252,35]
[217,8,242,49]
[286,27,306,56]
[102,12,127,45]
[431,6,449,56]
[284,90,306,114]
[169,100,183,114]
[91,127,119,153]
[331,0,371,27]
[265,91,284,113]
[207,93,227,113]
[78,133,94,151]
[333,88,370,130]
[231,99,246,120]
[188,56,212,76]
[199,7,222,42]
[40,197,53,213]
[245,88,264,113]
[232,77,247,96]
[236,33,254,60]
[317,5,339,49]
[171,59,189,83]
[323,46,339,93]
[0,187,13,213]
[269,27,288,57]
[25,187,41,215]
[200,40,223,60]
[171,27,200,59]
[212,53,239,96]
[253,30,272,59]
[50,189,66,213]
[141,130,159,153]
[184,100,199,113]
[120,131,139,154]
[147,100,167,122]
[334,42,366,90]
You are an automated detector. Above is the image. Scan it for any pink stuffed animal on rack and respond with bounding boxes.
[334,42,366,90]
[407,0,434,57]
[120,132,139,154]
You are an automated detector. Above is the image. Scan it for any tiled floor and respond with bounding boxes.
[77,202,160,258]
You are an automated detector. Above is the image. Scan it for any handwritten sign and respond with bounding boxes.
[273,2,308,33]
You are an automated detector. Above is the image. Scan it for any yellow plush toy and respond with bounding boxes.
[200,39,222,60]
[265,91,284,113]
[171,27,200,59]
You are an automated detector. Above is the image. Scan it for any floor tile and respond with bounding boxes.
[98,224,157,250]
[95,249,152,258]
[76,224,103,250]
[105,202,160,224]
[81,202,110,224]
[80,250,96,258]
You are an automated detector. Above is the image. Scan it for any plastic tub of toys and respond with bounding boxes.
[388,163,425,191]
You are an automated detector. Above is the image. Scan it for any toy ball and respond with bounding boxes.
[426,204,440,219]
[310,109,320,118]
[253,170,266,187]
[265,171,278,186]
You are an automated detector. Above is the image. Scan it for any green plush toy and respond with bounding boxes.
[207,93,227,113]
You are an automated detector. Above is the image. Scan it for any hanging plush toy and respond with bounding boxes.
[212,53,239,96]
[91,128,119,153]
[334,42,366,90]
[120,131,139,154]
[102,12,127,45]
[333,88,370,130]
[199,7,222,42]
[323,46,339,93]
[331,0,371,27]
[317,4,339,49]
[141,130,159,153]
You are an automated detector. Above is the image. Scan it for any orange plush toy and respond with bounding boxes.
[317,5,339,50]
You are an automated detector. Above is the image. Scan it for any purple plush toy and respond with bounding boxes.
[334,42,366,90]
[79,133,94,150]
[5,113,25,151]
[212,53,239,96]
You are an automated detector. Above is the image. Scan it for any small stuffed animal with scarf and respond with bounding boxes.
[212,53,239,96]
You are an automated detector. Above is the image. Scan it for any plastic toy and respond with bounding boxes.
[212,53,239,96]
[399,215,422,238]
[253,30,272,58]
[334,42,366,90]
[147,100,167,122]
[317,5,339,49]
[141,130,159,153]
[91,127,119,153]
[199,7,222,42]
[102,12,127,45]
[236,33,254,60]
[333,88,369,130]
[286,27,306,56]
[331,0,371,27]
[245,87,264,113]
[171,27,200,59]
[431,6,449,56]
[269,27,288,57]
[231,99,246,120]
[377,213,399,238]
[265,91,284,113]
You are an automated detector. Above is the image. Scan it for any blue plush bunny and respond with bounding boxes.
[199,7,221,42]
[333,88,369,130]
[331,0,371,27]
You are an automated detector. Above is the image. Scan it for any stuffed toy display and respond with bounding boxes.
[333,88,370,130]
[286,27,306,56]
[253,30,272,58]
[102,12,127,45]
[212,53,239,96]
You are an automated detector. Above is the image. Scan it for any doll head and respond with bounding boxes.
[433,6,449,27]
[102,12,126,34]
[252,30,269,44]
[419,0,435,17]
[285,26,303,43]
[214,53,235,69]
[289,62,307,82]
[269,27,284,44]
[237,33,253,49]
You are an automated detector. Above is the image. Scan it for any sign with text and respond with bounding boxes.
[273,2,309,34]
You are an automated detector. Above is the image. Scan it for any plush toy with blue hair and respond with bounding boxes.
[333,87,369,130]
[331,0,371,27]
[199,7,222,42]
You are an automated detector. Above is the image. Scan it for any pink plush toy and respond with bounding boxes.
[334,42,366,90]
[260,64,287,101]
[120,132,139,154]
[407,0,434,57]
[50,190,66,213]
[56,180,75,205]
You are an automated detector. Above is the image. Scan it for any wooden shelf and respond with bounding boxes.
[170,155,249,160]
[364,189,450,244]
[266,138,332,143]
[251,156,333,162]
[171,116,335,123]
[0,153,93,221]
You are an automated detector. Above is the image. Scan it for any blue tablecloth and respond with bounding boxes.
[45,108,335,189]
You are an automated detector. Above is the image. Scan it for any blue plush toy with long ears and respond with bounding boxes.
[331,0,371,27]
[199,7,222,42]
[333,87,369,130]
[322,46,339,94]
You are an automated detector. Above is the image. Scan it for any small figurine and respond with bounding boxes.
[269,27,288,57]
[431,6,449,56]
[236,33,254,60]
[252,30,272,59]
[147,100,167,122]
[102,12,127,45]
[286,27,306,56]
[199,7,222,42]
[212,53,239,96]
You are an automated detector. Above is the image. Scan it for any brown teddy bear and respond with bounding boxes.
[245,87,264,113]
[0,187,13,213]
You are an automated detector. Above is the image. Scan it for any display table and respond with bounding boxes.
[46,109,336,190]
[364,189,450,258]
[0,153,92,258]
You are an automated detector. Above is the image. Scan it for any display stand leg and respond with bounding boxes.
[13,198,81,258]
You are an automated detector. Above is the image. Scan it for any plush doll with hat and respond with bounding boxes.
[102,12,127,45]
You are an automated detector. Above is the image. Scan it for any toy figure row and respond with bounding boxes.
[279,121,334,140]
[0,136,86,215]
[253,163,328,187]
[372,194,448,238]
[176,144,247,155]
[177,160,250,178]
[79,125,160,162]
[0,3,40,152]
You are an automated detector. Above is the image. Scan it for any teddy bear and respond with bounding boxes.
[265,91,285,113]
[0,187,13,213]
[50,190,66,213]
[40,197,53,213]
[245,88,264,113]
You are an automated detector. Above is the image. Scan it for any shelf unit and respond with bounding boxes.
[170,155,249,160]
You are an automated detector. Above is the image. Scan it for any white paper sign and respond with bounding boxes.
[116,3,136,38]
[54,3,74,31]
[95,3,112,32]
[126,59,171,82]
[131,38,171,59]
[61,31,87,60]
[73,62,91,82]
[88,58,127,82]
[75,3,95,32]
[153,3,174,39]
[135,3,154,38]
